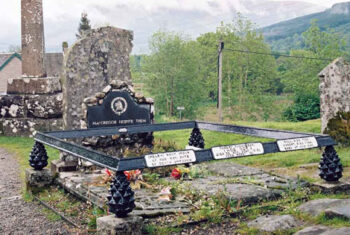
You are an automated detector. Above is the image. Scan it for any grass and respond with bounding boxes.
[0,136,60,180]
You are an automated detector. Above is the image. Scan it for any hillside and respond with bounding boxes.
[262,2,350,51]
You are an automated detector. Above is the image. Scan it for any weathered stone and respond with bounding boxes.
[21,0,45,77]
[62,26,133,130]
[145,97,154,104]
[0,118,63,137]
[295,226,350,235]
[83,97,97,104]
[247,215,302,232]
[7,77,61,94]
[51,159,78,175]
[298,199,350,217]
[324,205,350,219]
[311,180,350,194]
[319,58,350,142]
[26,93,63,118]
[0,95,25,118]
[102,85,112,94]
[25,168,53,189]
[190,176,281,204]
[205,162,263,177]
[95,92,105,99]
[97,215,143,235]
[294,225,331,235]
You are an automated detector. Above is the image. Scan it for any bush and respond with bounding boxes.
[283,93,320,121]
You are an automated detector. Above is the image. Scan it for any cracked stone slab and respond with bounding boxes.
[189,176,281,204]
[247,214,303,232]
[204,162,307,191]
[298,199,350,218]
[56,171,190,217]
[311,180,350,194]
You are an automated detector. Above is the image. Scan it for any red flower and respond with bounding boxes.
[124,170,142,181]
[171,168,182,180]
[105,168,112,177]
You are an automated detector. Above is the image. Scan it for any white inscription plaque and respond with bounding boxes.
[212,143,264,160]
[145,150,196,168]
[277,137,318,152]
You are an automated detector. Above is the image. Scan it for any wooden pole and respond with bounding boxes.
[218,41,224,122]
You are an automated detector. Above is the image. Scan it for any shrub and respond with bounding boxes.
[283,93,320,121]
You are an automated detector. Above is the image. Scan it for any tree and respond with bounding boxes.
[144,31,205,119]
[76,12,91,39]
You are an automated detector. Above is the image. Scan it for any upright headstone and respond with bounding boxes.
[319,58,350,145]
[62,27,133,130]
[21,0,45,77]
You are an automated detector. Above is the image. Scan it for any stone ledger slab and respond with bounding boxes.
[189,176,281,204]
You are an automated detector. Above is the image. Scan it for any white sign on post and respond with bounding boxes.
[277,137,318,152]
[145,150,196,168]
[211,143,264,160]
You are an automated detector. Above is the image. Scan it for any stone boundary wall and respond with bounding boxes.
[0,77,63,136]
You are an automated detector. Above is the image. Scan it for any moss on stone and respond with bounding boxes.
[325,112,350,146]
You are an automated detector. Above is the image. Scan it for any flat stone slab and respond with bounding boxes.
[295,226,350,235]
[298,199,350,218]
[56,171,190,217]
[204,162,307,190]
[204,162,263,177]
[247,214,302,232]
[189,176,281,204]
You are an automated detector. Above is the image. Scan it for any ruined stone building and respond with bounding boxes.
[0,52,63,94]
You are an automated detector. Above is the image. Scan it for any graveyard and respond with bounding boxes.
[1,0,350,235]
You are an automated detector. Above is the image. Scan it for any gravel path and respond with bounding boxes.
[0,148,72,234]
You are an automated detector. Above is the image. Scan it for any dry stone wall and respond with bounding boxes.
[62,26,133,130]
[319,57,350,145]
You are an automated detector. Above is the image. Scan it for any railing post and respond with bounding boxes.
[188,127,205,149]
[29,141,48,170]
[107,172,135,217]
[319,146,343,181]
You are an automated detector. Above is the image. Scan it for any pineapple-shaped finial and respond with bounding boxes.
[29,142,48,170]
[107,172,135,217]
[188,127,205,149]
[319,146,343,182]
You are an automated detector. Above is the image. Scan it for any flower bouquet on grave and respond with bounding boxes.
[124,169,152,189]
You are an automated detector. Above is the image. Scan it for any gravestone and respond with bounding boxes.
[81,80,154,158]
[319,58,350,144]
[62,26,133,130]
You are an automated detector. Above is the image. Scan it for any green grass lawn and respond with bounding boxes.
[1,119,348,181]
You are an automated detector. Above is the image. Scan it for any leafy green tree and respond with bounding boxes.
[76,12,91,39]
[144,31,205,119]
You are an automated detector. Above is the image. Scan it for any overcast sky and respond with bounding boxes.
[0,0,347,54]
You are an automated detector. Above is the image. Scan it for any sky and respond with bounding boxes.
[0,0,347,54]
